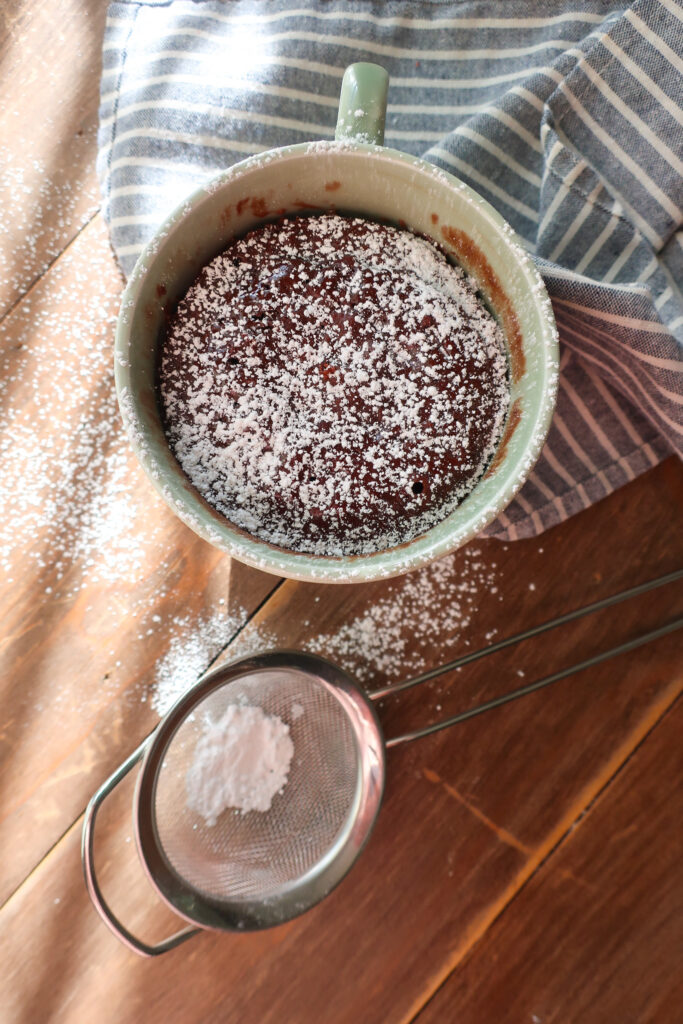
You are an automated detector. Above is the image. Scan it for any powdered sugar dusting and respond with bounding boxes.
[159,214,509,556]
[151,603,250,716]
[0,218,161,595]
[305,546,500,682]
[0,136,100,312]
[148,543,501,717]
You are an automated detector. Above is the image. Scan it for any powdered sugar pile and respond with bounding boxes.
[186,704,294,822]
[159,214,509,556]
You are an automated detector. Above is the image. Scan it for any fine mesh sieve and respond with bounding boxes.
[153,669,362,906]
[83,652,385,955]
[82,571,682,957]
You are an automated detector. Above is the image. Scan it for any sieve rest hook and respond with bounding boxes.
[81,737,199,957]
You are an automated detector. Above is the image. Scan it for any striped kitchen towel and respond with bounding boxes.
[97,0,683,541]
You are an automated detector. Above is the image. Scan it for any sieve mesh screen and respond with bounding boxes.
[153,670,361,903]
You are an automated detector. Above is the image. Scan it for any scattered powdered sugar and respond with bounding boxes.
[186,704,294,822]
[151,603,250,716]
[304,546,500,683]
[0,214,503,719]
[147,545,501,716]
[0,218,163,595]
[0,136,100,309]
[159,214,509,557]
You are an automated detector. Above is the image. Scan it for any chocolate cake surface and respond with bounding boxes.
[158,214,510,556]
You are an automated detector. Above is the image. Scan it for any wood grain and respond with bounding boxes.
[415,696,683,1024]
[2,462,682,1023]
[0,0,109,319]
[0,216,278,903]
[1,616,679,1023]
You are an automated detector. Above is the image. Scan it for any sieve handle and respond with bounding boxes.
[81,738,200,958]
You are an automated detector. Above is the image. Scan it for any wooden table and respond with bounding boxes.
[2,3,682,1021]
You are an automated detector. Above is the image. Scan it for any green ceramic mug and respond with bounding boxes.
[115,63,558,583]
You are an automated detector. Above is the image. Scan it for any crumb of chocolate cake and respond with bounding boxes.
[158,214,510,556]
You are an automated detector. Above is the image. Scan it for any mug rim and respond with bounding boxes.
[116,139,559,582]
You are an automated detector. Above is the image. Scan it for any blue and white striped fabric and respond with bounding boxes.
[97,0,683,541]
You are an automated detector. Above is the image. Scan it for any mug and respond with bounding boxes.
[115,62,558,583]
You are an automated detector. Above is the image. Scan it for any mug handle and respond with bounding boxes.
[81,737,199,957]
[335,62,389,146]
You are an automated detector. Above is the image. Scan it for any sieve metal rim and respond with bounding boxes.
[133,650,386,933]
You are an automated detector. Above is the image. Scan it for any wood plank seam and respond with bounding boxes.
[421,768,531,855]
[3,649,679,971]
[0,209,103,331]
[0,577,284,907]
[0,815,81,914]
[403,676,683,1024]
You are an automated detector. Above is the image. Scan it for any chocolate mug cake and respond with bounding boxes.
[157,214,510,556]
